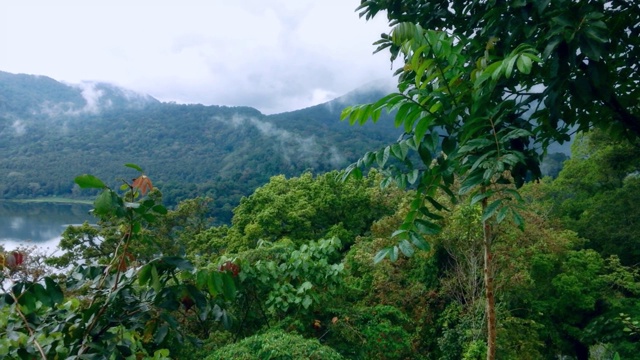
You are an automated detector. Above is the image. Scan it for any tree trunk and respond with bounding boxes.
[482,198,497,360]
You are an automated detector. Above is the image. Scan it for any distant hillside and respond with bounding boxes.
[0,71,401,223]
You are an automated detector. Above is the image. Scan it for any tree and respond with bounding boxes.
[546,130,640,265]
[0,166,238,359]
[206,171,401,254]
[341,1,639,359]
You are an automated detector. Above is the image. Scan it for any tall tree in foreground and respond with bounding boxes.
[342,1,639,359]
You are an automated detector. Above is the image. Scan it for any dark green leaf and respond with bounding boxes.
[152,204,168,214]
[221,273,237,300]
[161,256,194,271]
[414,218,442,235]
[208,271,224,296]
[139,264,153,286]
[154,324,169,344]
[496,206,509,223]
[409,231,431,251]
[482,199,503,222]
[44,277,64,305]
[512,209,525,230]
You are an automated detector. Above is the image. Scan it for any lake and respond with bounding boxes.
[0,201,95,253]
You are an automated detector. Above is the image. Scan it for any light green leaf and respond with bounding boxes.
[124,163,143,172]
[398,239,415,257]
[75,174,107,189]
[374,247,392,264]
[516,55,533,74]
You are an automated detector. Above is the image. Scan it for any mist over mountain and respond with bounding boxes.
[0,71,400,223]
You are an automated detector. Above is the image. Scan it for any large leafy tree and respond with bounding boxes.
[547,130,640,265]
[342,1,639,358]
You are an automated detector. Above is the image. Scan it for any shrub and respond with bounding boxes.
[206,329,344,360]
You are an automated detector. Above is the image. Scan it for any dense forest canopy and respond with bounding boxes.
[0,71,401,222]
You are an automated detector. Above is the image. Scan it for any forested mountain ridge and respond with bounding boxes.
[0,71,400,222]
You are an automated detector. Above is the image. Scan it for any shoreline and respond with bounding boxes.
[2,198,93,205]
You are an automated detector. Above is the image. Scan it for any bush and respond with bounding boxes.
[206,329,344,360]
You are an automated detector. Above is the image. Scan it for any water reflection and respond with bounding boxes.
[0,201,94,251]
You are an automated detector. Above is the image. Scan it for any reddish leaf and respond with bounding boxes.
[132,175,153,196]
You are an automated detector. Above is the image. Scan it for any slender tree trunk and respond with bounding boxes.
[482,197,497,360]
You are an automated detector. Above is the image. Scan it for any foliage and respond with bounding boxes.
[340,1,639,358]
[0,165,238,359]
[0,71,401,224]
[327,305,413,360]
[228,238,344,337]
[545,130,640,265]
[206,329,345,360]
[197,170,401,254]
[358,0,640,140]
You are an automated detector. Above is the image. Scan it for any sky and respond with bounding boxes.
[0,1,397,114]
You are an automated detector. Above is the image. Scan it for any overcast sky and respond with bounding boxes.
[0,1,396,114]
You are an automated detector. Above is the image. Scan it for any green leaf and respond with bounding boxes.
[389,246,399,262]
[414,116,432,144]
[373,247,392,264]
[124,163,143,172]
[407,169,420,184]
[152,205,168,214]
[75,174,107,189]
[395,102,414,128]
[470,191,491,206]
[151,265,161,292]
[302,295,313,309]
[482,199,503,222]
[398,239,415,257]
[496,206,509,223]
[208,271,224,296]
[196,269,208,289]
[441,137,456,154]
[390,143,405,160]
[154,324,169,345]
[391,229,408,239]
[425,196,448,212]
[512,209,525,230]
[221,273,237,300]
[161,256,194,271]
[516,55,533,74]
[44,277,64,305]
[409,231,431,251]
[459,172,484,194]
[414,218,442,235]
[94,190,118,216]
[139,263,153,285]
[376,147,390,168]
[505,55,518,78]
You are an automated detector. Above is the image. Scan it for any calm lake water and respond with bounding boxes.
[0,201,95,252]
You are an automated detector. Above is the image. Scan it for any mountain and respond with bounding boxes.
[0,71,401,223]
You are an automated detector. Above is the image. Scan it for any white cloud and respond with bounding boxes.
[0,1,394,114]
[12,120,27,136]
[218,114,347,166]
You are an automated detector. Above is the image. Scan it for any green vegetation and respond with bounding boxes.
[1,1,639,359]
[1,148,639,358]
[340,1,639,358]
[207,329,344,360]
[0,71,399,223]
